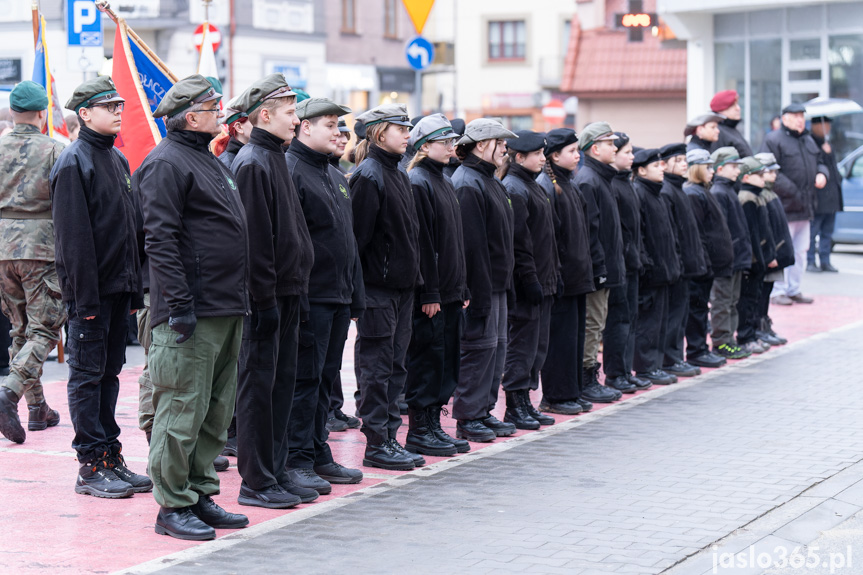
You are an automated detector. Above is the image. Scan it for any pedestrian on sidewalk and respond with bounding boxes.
[0,81,65,444]
[685,113,723,153]
[51,76,150,498]
[451,118,517,443]
[573,122,626,404]
[350,104,422,470]
[403,114,470,456]
[807,116,843,273]
[632,149,680,385]
[710,90,753,157]
[285,97,365,490]
[138,74,250,539]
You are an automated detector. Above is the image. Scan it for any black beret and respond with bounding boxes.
[782,102,806,114]
[354,119,367,140]
[544,128,578,156]
[612,132,630,151]
[659,143,687,161]
[507,130,547,153]
[450,118,466,137]
[632,148,662,169]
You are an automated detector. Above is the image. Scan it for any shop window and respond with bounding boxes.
[489,20,526,61]
[502,115,533,132]
[829,34,863,160]
[790,38,821,62]
[384,0,398,39]
[750,39,781,151]
[342,0,355,33]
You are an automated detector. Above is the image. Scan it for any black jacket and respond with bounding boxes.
[610,170,643,274]
[762,184,795,269]
[687,135,714,152]
[738,183,777,275]
[537,164,595,296]
[453,154,514,317]
[503,163,560,297]
[51,126,143,318]
[634,177,680,287]
[350,144,421,291]
[136,130,249,328]
[661,173,708,279]
[232,127,314,308]
[760,126,827,222]
[713,118,753,157]
[286,138,364,313]
[218,138,244,172]
[683,182,734,278]
[409,157,469,306]
[812,133,844,214]
[711,176,752,272]
[573,155,625,288]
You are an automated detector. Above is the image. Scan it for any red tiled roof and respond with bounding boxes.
[561,22,686,96]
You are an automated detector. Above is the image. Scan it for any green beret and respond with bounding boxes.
[153,74,221,119]
[297,97,351,121]
[293,88,311,103]
[10,81,49,112]
[65,76,125,113]
[241,74,297,115]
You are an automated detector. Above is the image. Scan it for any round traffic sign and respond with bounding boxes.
[542,99,566,124]
[405,36,434,71]
[194,23,221,53]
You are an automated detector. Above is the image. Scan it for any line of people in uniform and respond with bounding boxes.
[0,74,806,543]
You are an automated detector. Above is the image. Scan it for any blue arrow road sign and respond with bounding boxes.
[67,0,103,47]
[405,36,434,71]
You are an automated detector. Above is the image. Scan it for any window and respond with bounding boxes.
[384,0,398,39]
[342,0,355,33]
[489,20,526,61]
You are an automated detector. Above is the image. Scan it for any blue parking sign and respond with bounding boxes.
[67,0,103,47]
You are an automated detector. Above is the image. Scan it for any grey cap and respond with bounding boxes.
[66,76,125,113]
[456,118,517,146]
[579,121,616,150]
[754,152,780,170]
[409,113,460,148]
[356,103,411,127]
[338,119,350,133]
[684,113,725,137]
[154,74,220,118]
[222,107,246,125]
[297,97,352,121]
[738,156,766,178]
[242,73,297,115]
[710,146,742,167]
[686,148,714,166]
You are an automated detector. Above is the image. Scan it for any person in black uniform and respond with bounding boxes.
[499,131,559,430]
[404,114,470,456]
[631,149,680,384]
[231,74,316,509]
[659,143,707,378]
[537,128,600,414]
[50,76,150,499]
[350,103,422,470]
[685,113,723,153]
[603,133,651,394]
[285,97,365,491]
[710,91,754,157]
[451,118,517,443]
[683,149,733,368]
[215,105,250,170]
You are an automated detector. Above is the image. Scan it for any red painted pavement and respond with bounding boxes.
[1,295,861,574]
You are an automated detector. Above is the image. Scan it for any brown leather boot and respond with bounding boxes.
[28,400,60,431]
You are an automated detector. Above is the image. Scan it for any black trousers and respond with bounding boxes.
[66,293,131,463]
[236,296,299,490]
[759,280,774,321]
[685,277,714,358]
[737,270,765,344]
[0,310,11,369]
[405,300,463,411]
[603,272,638,379]
[502,295,553,393]
[288,303,351,469]
[540,294,586,402]
[663,279,689,367]
[355,286,413,444]
[633,284,669,374]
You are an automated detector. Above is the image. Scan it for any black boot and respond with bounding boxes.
[27,400,60,431]
[155,507,216,541]
[455,419,496,442]
[189,494,249,529]
[0,387,25,443]
[405,408,457,456]
[107,446,153,493]
[503,391,539,430]
[520,390,555,425]
[481,413,517,436]
[361,431,415,471]
[604,375,637,394]
[221,435,238,457]
[388,438,426,466]
[213,455,230,472]
[581,366,619,404]
[75,456,134,498]
[428,406,469,453]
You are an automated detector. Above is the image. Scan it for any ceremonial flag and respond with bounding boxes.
[31,14,69,139]
[197,23,218,79]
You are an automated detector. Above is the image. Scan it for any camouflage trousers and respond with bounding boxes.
[137,292,153,433]
[0,260,66,405]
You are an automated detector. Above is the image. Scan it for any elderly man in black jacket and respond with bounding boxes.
[807,116,843,273]
[760,103,828,305]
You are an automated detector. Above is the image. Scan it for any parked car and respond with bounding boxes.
[834,145,863,245]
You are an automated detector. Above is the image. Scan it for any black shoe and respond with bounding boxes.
[214,455,230,472]
[27,400,60,431]
[713,343,750,360]
[625,374,653,390]
[0,387,25,444]
[190,494,249,529]
[221,436,237,457]
[503,391,540,430]
[637,369,677,385]
[538,398,583,415]
[481,414,516,437]
[455,419,497,443]
[326,416,349,432]
[238,483,301,509]
[756,330,783,347]
[576,397,593,412]
[334,408,361,429]
[687,352,726,368]
[405,408,457,456]
[314,461,363,484]
[75,459,134,498]
[519,390,556,425]
[428,406,470,453]
[280,475,321,503]
[663,362,701,377]
[106,449,153,493]
[821,263,839,273]
[286,467,332,495]
[581,382,618,404]
[388,438,426,466]
[762,317,787,345]
[155,507,216,541]
[362,441,415,470]
[806,263,822,273]
[605,375,637,394]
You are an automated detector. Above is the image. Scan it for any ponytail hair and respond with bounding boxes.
[543,161,563,196]
[496,149,518,180]
[407,146,429,172]
[455,141,477,161]
[353,122,389,167]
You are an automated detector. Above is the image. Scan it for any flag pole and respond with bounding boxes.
[31,1,39,47]
[95,0,178,82]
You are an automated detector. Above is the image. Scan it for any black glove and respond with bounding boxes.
[168,312,197,344]
[254,305,279,335]
[594,275,607,291]
[524,281,543,306]
[556,275,565,298]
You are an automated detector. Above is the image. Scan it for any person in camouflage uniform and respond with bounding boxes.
[0,81,66,444]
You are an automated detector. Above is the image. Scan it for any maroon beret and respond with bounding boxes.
[710,90,738,113]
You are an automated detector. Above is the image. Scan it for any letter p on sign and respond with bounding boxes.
[74,1,97,33]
